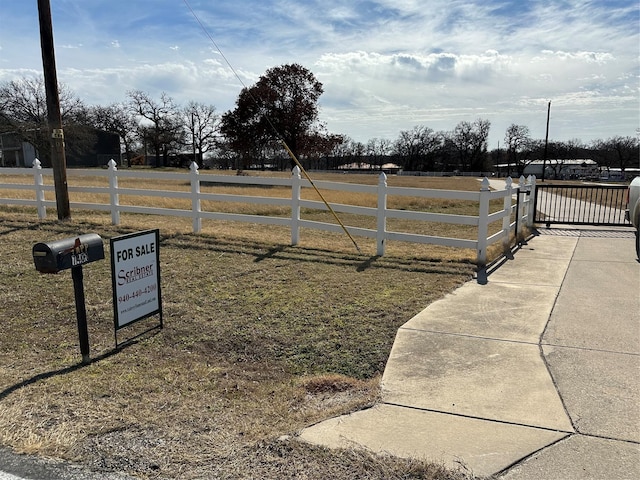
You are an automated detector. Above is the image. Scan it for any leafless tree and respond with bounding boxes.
[0,76,88,166]
[128,90,183,167]
[452,118,491,171]
[181,101,221,168]
[504,123,531,175]
[394,125,442,171]
[88,102,139,165]
[366,138,393,170]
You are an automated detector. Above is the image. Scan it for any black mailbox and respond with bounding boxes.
[33,233,105,274]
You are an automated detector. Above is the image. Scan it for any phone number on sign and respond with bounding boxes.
[118,283,157,303]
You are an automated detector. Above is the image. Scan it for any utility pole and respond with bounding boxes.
[542,101,551,182]
[38,0,71,220]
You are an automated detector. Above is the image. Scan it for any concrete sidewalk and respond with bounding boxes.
[299,228,640,479]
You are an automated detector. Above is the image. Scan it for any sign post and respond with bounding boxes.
[110,229,162,346]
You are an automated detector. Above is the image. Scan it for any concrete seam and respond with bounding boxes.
[380,401,575,435]
[398,327,540,347]
[575,431,640,445]
[540,342,640,357]
[492,433,574,479]
[538,236,579,433]
[494,432,640,478]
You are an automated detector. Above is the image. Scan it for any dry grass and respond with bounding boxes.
[0,171,499,479]
[1,169,507,261]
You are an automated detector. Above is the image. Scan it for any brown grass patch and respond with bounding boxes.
[0,205,484,479]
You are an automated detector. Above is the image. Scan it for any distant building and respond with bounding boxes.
[337,162,402,174]
[0,131,36,167]
[0,129,120,168]
[523,159,599,180]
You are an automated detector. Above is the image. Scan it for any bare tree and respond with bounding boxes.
[88,102,138,165]
[452,118,491,171]
[393,125,441,171]
[128,90,183,167]
[181,101,220,167]
[366,137,392,170]
[504,123,531,175]
[599,136,640,173]
[0,76,88,166]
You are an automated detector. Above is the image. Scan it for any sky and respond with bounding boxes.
[0,0,638,149]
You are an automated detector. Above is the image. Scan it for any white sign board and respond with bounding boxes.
[111,229,162,330]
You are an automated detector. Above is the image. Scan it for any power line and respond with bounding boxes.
[182,0,361,253]
[182,0,250,93]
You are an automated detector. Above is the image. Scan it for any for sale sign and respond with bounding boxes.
[111,229,162,331]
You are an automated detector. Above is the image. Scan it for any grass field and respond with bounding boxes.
[0,173,492,479]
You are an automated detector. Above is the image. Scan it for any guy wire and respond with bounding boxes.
[183,0,361,253]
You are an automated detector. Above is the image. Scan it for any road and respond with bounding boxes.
[0,446,133,480]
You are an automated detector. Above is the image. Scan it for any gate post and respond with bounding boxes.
[477,177,491,266]
[518,175,527,241]
[527,175,536,228]
[502,177,513,252]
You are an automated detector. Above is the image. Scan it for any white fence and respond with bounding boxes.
[0,160,536,265]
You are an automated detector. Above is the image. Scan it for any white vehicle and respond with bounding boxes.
[625,176,640,257]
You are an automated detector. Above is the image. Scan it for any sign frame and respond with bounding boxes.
[110,229,162,344]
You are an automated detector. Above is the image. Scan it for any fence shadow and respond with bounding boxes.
[159,231,475,277]
[0,331,158,402]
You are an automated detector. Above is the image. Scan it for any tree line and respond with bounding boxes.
[1,64,637,174]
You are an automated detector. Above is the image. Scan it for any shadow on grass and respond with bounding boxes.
[0,330,160,402]
[0,217,143,241]
[160,231,475,277]
[0,219,46,237]
[0,214,477,277]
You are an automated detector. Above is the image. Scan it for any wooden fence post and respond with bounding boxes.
[477,177,491,266]
[107,159,120,225]
[32,159,46,219]
[190,161,201,233]
[376,172,387,256]
[291,166,301,246]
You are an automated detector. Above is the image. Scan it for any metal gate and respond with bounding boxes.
[534,184,630,227]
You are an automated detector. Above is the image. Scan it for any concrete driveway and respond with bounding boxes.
[300,226,639,479]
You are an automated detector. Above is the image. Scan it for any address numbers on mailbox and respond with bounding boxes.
[33,233,105,274]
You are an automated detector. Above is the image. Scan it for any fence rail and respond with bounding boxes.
[0,160,535,265]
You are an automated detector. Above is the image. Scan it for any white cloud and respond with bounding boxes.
[536,50,615,64]
[0,0,636,146]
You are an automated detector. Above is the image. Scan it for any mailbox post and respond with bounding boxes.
[33,234,105,364]
[71,265,90,363]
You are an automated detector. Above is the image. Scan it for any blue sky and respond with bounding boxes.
[0,0,638,147]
